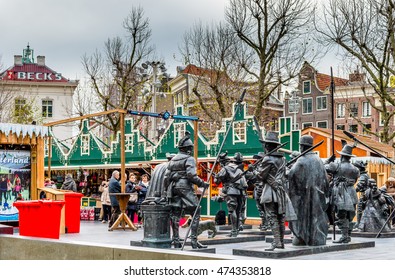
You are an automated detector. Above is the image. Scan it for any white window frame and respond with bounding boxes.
[316,96,327,111]
[363,123,372,135]
[44,138,49,157]
[125,134,134,152]
[337,103,345,118]
[302,122,313,129]
[42,99,53,118]
[362,101,371,117]
[316,120,328,128]
[379,112,388,126]
[14,98,26,117]
[81,135,90,155]
[303,80,311,94]
[233,121,247,144]
[174,123,186,147]
[302,97,313,114]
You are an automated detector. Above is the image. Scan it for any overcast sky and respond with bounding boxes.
[0,0,228,80]
[0,0,342,82]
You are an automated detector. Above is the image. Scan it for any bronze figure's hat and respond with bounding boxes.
[260,131,280,145]
[337,144,355,157]
[299,135,313,147]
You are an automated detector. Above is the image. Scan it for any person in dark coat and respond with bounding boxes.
[288,135,330,246]
[135,174,149,226]
[61,174,77,192]
[108,170,121,230]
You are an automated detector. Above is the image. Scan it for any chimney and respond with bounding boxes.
[14,55,22,65]
[37,56,45,66]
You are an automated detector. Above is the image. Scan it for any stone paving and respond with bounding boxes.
[52,221,395,260]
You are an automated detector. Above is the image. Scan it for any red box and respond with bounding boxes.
[63,192,83,233]
[14,200,65,239]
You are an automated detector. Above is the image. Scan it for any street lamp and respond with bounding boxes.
[141,61,167,140]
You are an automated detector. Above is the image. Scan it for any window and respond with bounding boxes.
[125,135,133,152]
[336,124,345,130]
[303,81,311,94]
[363,124,371,135]
[349,124,358,133]
[362,102,371,117]
[316,96,327,111]
[379,111,389,126]
[14,99,26,117]
[302,98,313,114]
[317,121,328,128]
[174,123,186,147]
[81,135,90,155]
[337,103,345,118]
[288,99,300,113]
[302,122,313,129]
[349,103,358,117]
[42,100,53,118]
[44,138,49,157]
[233,121,246,143]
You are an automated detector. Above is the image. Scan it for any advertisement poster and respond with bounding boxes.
[0,149,31,221]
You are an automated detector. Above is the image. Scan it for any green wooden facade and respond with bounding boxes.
[45,103,301,219]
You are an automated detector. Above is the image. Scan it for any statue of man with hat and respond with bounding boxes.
[287,135,330,246]
[245,151,270,230]
[232,152,248,231]
[353,160,370,229]
[251,131,296,251]
[325,144,360,243]
[214,151,247,237]
[163,132,209,249]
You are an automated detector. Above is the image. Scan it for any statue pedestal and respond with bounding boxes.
[141,204,172,248]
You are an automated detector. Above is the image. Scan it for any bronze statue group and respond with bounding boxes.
[143,131,395,251]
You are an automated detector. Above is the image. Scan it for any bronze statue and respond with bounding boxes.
[163,132,209,249]
[252,131,296,251]
[353,160,370,229]
[358,179,392,232]
[142,153,175,205]
[288,135,330,246]
[214,152,247,237]
[325,144,360,243]
[232,152,248,231]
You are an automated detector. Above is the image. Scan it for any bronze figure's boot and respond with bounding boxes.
[265,220,283,251]
[227,211,239,237]
[190,210,208,249]
[333,219,350,243]
[171,212,181,248]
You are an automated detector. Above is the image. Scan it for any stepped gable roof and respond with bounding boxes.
[316,72,349,91]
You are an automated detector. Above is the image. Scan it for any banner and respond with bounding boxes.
[0,150,31,221]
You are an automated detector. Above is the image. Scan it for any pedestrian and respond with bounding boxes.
[61,173,77,192]
[100,179,111,224]
[126,173,138,224]
[135,174,149,226]
[108,170,121,231]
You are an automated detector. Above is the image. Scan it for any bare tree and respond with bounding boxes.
[225,0,320,121]
[82,6,155,136]
[317,0,395,145]
[180,21,250,128]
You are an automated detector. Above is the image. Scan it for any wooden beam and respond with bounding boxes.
[44,109,127,127]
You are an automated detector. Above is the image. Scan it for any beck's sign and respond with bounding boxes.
[8,71,62,81]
